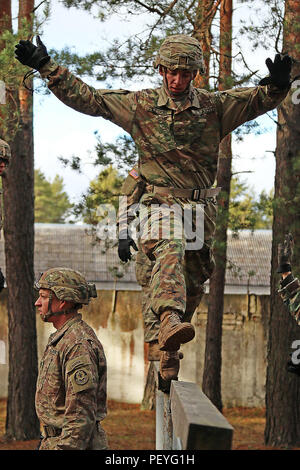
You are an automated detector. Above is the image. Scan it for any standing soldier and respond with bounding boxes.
[0,138,10,292]
[15,34,292,381]
[277,234,300,376]
[34,267,108,450]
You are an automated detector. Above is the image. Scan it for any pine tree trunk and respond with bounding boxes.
[264,0,300,447]
[202,0,232,412]
[0,0,39,439]
[3,128,39,439]
[193,0,221,89]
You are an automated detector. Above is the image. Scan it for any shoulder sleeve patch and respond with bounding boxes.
[69,366,95,393]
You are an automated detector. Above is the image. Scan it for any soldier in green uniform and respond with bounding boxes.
[34,267,108,450]
[277,234,300,376]
[15,34,292,381]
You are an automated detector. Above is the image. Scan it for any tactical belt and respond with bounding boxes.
[43,425,62,438]
[146,184,221,202]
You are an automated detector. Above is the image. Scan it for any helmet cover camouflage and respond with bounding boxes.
[35,267,97,305]
[0,138,11,163]
[154,34,205,74]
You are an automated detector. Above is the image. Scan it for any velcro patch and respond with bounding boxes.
[66,354,91,374]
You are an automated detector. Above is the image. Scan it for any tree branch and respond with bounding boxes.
[142,0,180,48]
[184,0,197,27]
[32,0,48,13]
[231,170,254,176]
[132,0,164,15]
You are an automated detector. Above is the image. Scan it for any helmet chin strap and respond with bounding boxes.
[162,69,179,98]
[41,291,77,322]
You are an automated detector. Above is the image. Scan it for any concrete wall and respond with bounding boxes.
[0,287,269,407]
[194,293,269,407]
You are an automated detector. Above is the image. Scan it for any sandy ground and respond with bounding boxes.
[0,398,299,451]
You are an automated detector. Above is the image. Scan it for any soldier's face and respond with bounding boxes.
[35,288,62,320]
[160,68,197,94]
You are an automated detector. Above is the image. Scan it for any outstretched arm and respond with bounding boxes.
[15,36,136,133]
[216,54,292,139]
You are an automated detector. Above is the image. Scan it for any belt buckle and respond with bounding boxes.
[192,189,201,201]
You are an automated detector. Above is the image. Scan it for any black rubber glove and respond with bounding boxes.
[259,53,292,89]
[0,268,5,292]
[118,237,138,262]
[15,35,50,70]
[277,233,294,274]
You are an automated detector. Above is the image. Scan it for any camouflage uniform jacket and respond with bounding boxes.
[40,60,288,207]
[278,273,300,326]
[36,313,107,450]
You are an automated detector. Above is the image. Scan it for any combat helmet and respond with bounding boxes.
[0,138,11,165]
[35,267,97,321]
[153,34,205,74]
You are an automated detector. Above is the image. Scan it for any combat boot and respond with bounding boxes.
[160,350,184,381]
[158,311,195,351]
[148,341,161,361]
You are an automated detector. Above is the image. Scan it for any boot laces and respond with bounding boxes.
[168,312,181,326]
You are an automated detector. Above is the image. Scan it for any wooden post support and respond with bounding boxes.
[170,381,234,450]
[152,362,173,450]
[155,389,173,450]
[141,361,156,411]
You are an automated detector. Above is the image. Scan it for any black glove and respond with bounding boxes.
[286,352,300,377]
[259,53,292,90]
[15,35,50,70]
[0,268,5,292]
[277,233,294,273]
[287,361,300,376]
[118,237,138,262]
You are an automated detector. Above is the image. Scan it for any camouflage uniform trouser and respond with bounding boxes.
[136,200,215,342]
